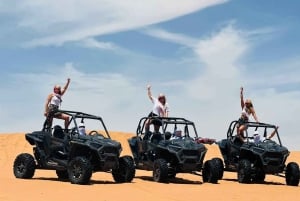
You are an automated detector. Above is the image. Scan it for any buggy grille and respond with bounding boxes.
[264,152,284,165]
[102,147,119,154]
[182,150,198,156]
[265,152,283,159]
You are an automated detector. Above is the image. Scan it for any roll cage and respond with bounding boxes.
[227,121,283,146]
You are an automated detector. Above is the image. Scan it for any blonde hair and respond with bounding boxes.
[53,85,62,94]
[245,99,253,107]
[158,93,165,99]
[54,85,61,89]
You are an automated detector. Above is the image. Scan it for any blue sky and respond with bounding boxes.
[1,0,300,150]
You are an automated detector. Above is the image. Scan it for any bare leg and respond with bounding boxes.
[145,119,151,132]
[56,114,70,130]
[63,115,70,130]
[237,125,245,141]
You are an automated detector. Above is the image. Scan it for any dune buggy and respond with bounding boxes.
[217,120,299,186]
[13,110,135,185]
[128,116,223,183]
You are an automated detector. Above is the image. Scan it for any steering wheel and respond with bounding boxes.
[88,130,100,135]
[70,127,78,136]
[88,130,105,138]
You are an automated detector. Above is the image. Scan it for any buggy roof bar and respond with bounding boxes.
[57,110,103,120]
[229,120,277,129]
[140,116,195,125]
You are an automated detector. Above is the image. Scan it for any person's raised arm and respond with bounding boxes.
[147,84,154,103]
[61,78,71,96]
[240,87,245,109]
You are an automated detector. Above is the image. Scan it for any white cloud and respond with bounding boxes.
[183,25,247,102]
[7,0,227,47]
[79,38,119,50]
[142,28,198,47]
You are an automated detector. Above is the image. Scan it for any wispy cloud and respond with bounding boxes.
[79,38,119,50]
[2,0,228,47]
[142,28,197,47]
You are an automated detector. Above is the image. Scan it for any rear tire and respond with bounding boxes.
[237,159,251,183]
[212,157,224,180]
[252,167,265,183]
[56,170,69,180]
[153,159,168,183]
[285,162,300,186]
[202,160,219,184]
[13,153,36,179]
[68,156,92,185]
[112,155,136,183]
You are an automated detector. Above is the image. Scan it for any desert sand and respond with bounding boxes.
[0,132,299,201]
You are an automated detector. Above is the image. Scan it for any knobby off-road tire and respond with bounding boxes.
[153,158,169,183]
[252,167,265,183]
[112,155,136,183]
[68,156,92,185]
[202,159,219,184]
[238,159,251,183]
[285,162,300,186]
[212,157,224,180]
[13,153,36,179]
[56,170,69,180]
[168,170,177,179]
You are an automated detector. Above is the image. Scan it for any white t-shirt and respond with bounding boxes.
[152,98,169,116]
[50,93,62,106]
[241,107,250,120]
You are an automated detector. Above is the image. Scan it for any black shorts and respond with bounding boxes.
[48,104,60,117]
[237,117,248,127]
[147,112,161,126]
[148,112,158,117]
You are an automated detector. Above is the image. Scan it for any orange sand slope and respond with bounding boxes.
[0,132,299,201]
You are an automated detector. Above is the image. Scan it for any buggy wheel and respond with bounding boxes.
[202,160,219,184]
[13,153,36,179]
[112,155,136,183]
[252,167,265,183]
[237,159,251,183]
[56,170,69,180]
[212,157,224,180]
[153,159,168,183]
[285,162,300,186]
[168,171,177,179]
[68,156,92,185]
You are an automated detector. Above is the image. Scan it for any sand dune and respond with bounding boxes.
[0,132,299,201]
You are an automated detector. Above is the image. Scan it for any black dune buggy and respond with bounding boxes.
[13,110,135,185]
[128,116,223,183]
[217,120,300,186]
